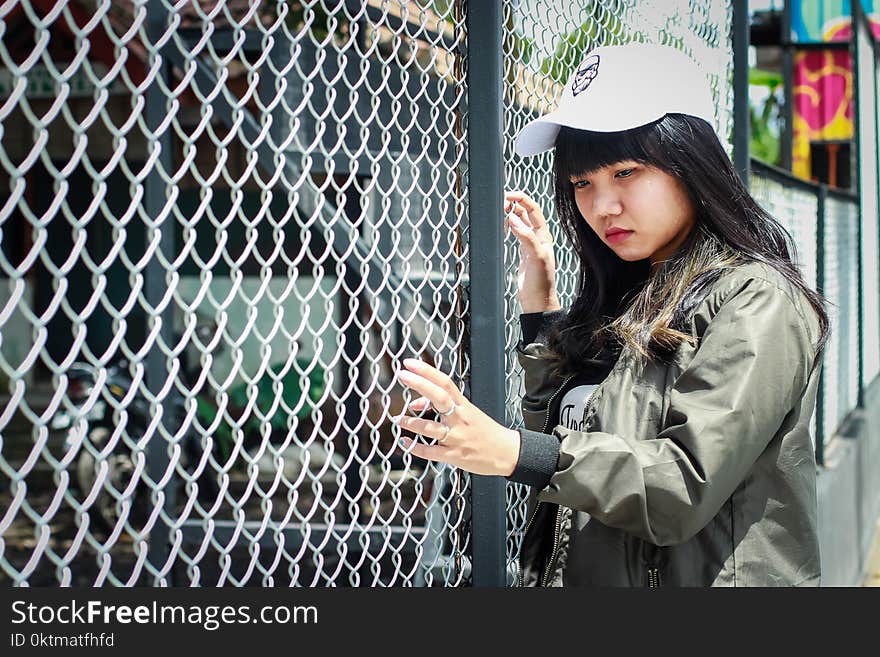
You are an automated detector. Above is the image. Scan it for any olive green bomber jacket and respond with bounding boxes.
[509,261,824,587]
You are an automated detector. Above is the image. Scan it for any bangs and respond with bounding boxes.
[553,122,671,181]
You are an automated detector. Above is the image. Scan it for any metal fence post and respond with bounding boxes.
[781,0,793,171]
[466,0,506,587]
[732,0,751,186]
[144,0,176,582]
[816,183,827,466]
[852,3,865,407]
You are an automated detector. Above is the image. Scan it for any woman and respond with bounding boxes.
[390,43,830,586]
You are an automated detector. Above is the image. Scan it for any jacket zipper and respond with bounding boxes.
[538,377,602,587]
[516,373,576,587]
[642,541,662,588]
[540,506,565,586]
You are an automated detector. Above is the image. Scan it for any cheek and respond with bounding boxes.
[651,178,695,227]
[636,185,692,233]
[665,191,696,231]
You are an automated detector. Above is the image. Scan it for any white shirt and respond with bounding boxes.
[558,384,600,432]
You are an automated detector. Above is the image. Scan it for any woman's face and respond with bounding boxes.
[570,160,696,265]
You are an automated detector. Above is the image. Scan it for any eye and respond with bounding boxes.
[616,167,635,178]
[572,179,590,189]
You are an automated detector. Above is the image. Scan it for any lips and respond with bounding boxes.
[606,228,634,245]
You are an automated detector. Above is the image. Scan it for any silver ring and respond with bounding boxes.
[437,401,456,417]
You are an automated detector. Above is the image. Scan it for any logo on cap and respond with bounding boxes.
[571,55,600,97]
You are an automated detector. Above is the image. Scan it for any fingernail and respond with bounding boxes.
[403,358,422,369]
[398,436,411,450]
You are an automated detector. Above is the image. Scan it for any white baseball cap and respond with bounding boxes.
[514,43,717,157]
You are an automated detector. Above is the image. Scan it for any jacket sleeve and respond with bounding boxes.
[514,310,569,412]
[505,310,569,486]
[532,276,821,546]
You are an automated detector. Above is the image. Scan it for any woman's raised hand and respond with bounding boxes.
[505,191,561,313]
[390,359,521,477]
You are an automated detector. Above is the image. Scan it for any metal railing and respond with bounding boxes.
[750,160,860,465]
[854,0,880,393]
[743,0,880,465]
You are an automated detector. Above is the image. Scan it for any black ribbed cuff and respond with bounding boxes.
[520,309,566,344]
[519,312,546,345]
[505,427,560,489]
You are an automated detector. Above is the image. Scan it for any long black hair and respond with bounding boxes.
[542,113,830,376]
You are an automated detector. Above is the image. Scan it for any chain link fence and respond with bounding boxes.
[855,1,880,388]
[748,168,819,453]
[821,192,860,446]
[749,162,861,460]
[2,0,472,587]
[749,174,819,290]
[7,0,857,587]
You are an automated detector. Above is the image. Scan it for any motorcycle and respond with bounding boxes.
[54,359,152,532]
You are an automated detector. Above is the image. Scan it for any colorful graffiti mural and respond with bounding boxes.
[790,2,880,181]
[792,47,853,179]
[791,0,877,42]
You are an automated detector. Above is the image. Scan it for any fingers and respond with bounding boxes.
[394,414,448,442]
[398,436,448,463]
[505,207,552,254]
[402,396,432,414]
[504,191,548,230]
[506,202,534,231]
[400,359,465,406]
[505,190,539,209]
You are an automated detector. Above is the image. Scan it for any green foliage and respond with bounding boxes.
[749,68,783,166]
[538,14,628,84]
[282,1,347,42]
[750,103,781,166]
[431,0,453,17]
[503,5,534,66]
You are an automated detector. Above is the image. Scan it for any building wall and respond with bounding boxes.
[817,374,880,585]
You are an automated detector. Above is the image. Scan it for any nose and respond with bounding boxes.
[591,188,623,219]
